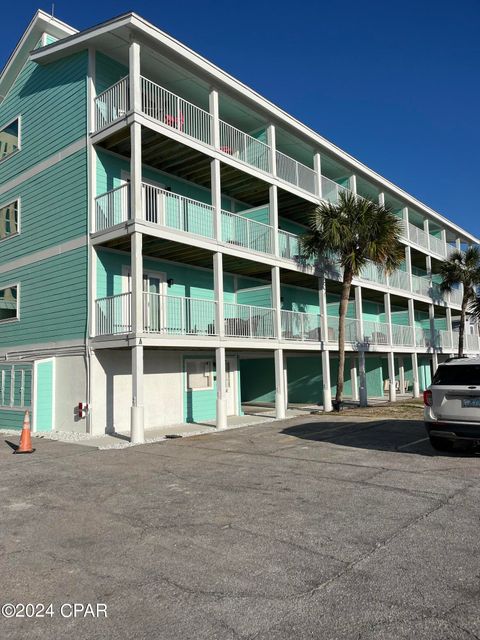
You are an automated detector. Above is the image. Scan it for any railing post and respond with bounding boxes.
[405,245,413,293]
[446,306,454,356]
[209,87,220,149]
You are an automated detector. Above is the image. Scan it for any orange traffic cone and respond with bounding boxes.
[15,410,35,454]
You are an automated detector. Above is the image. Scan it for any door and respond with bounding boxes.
[225,357,237,416]
[124,269,166,332]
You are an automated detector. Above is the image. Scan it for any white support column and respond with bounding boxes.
[211,158,222,241]
[423,218,431,251]
[411,351,420,398]
[130,122,142,221]
[267,124,276,177]
[384,293,396,402]
[355,285,364,342]
[358,351,368,407]
[318,277,332,412]
[440,228,447,255]
[403,207,410,240]
[350,174,357,194]
[214,252,225,338]
[130,231,144,444]
[405,245,413,293]
[215,347,227,429]
[456,238,462,251]
[378,192,385,206]
[429,303,438,372]
[350,356,359,402]
[314,152,322,199]
[425,254,432,278]
[209,88,220,149]
[270,185,279,257]
[274,349,286,419]
[398,355,405,396]
[271,266,282,339]
[408,297,416,348]
[129,40,141,113]
[446,306,454,355]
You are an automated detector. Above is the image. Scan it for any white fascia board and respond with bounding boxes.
[0,10,77,102]
[30,12,479,244]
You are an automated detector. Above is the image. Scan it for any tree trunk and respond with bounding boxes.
[336,268,353,405]
[458,296,467,357]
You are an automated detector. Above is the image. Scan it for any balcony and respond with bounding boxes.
[276,151,317,194]
[281,310,321,341]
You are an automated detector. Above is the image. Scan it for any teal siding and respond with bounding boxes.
[281,285,319,313]
[240,359,275,403]
[96,149,240,212]
[35,360,54,432]
[95,52,128,94]
[287,357,323,404]
[0,51,88,186]
[183,354,216,423]
[0,150,87,266]
[239,205,270,225]
[45,35,58,45]
[0,410,25,431]
[236,285,272,308]
[0,247,87,347]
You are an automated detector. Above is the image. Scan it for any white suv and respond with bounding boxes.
[424,357,480,452]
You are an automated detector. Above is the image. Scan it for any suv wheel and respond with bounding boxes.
[429,436,455,452]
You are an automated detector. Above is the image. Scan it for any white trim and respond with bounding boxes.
[0,115,21,166]
[0,281,19,324]
[185,357,214,392]
[0,235,87,275]
[30,12,479,243]
[31,361,37,431]
[0,195,20,242]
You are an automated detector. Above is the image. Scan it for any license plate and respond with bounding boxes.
[462,398,480,408]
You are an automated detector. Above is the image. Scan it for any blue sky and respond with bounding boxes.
[3,0,480,236]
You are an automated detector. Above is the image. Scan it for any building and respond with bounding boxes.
[0,10,478,440]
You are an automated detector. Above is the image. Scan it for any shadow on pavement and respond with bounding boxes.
[281,419,476,457]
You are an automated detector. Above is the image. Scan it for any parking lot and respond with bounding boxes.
[1,413,480,639]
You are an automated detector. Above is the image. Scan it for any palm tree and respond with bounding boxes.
[301,190,404,408]
[439,246,480,357]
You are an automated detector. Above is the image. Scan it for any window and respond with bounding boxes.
[185,359,213,390]
[0,118,20,161]
[0,285,18,321]
[0,200,19,239]
[433,364,480,386]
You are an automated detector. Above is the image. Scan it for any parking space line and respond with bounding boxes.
[396,437,429,450]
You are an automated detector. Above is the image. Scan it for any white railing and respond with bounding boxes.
[321,176,350,204]
[95,183,130,231]
[362,319,390,346]
[465,334,480,353]
[143,293,217,335]
[450,287,463,307]
[408,223,430,250]
[142,184,215,239]
[429,234,447,257]
[411,273,431,297]
[94,77,129,131]
[219,121,271,173]
[95,293,131,335]
[389,269,410,292]
[326,316,360,344]
[415,327,432,348]
[278,229,301,260]
[438,330,453,351]
[358,261,387,286]
[141,76,213,146]
[221,210,273,254]
[281,310,321,341]
[391,324,415,347]
[224,303,276,338]
[275,151,316,194]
